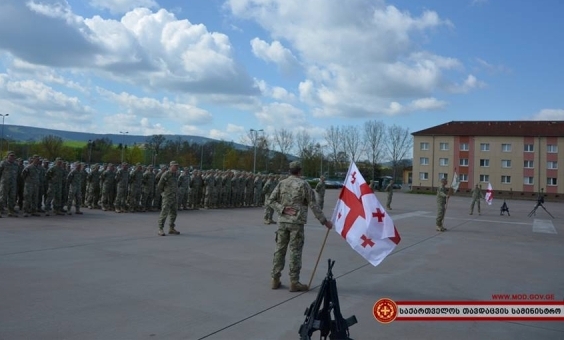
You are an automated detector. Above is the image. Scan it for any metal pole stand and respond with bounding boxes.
[299,259,357,340]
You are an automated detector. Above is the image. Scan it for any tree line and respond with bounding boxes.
[3,120,412,181]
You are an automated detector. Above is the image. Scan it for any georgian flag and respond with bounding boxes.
[451,171,460,193]
[331,162,401,267]
[485,182,494,205]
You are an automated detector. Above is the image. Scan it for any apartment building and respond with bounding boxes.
[411,121,564,199]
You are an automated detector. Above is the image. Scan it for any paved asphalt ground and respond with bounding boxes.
[1,190,563,340]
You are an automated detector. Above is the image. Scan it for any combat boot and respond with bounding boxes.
[289,282,308,292]
[168,228,180,235]
[436,226,447,232]
[158,229,166,236]
[56,210,65,216]
[75,210,83,215]
[271,278,281,289]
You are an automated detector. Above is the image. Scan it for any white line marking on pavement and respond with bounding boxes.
[533,219,557,234]
[390,211,429,221]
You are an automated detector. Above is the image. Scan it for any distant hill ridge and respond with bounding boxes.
[3,124,240,148]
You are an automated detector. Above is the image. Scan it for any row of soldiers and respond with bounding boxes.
[0,151,285,219]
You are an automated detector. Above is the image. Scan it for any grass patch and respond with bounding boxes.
[63,140,87,148]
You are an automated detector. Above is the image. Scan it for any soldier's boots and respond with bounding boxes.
[289,282,309,292]
[264,220,271,225]
[436,226,447,232]
[168,228,180,235]
[8,210,19,217]
[115,208,121,213]
[75,210,83,215]
[31,212,41,217]
[56,210,65,216]
[158,229,166,236]
[271,278,281,290]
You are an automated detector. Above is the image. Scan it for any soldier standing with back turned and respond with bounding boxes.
[267,161,333,292]
[157,161,180,236]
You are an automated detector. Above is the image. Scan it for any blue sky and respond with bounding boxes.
[0,0,562,152]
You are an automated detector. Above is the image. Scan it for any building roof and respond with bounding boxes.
[412,121,564,137]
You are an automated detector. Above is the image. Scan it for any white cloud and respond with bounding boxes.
[226,0,464,118]
[255,102,307,129]
[89,0,159,15]
[250,38,299,73]
[102,114,171,135]
[475,58,511,74]
[448,74,486,93]
[384,97,447,115]
[97,88,213,125]
[255,79,296,102]
[531,109,564,120]
[0,74,94,129]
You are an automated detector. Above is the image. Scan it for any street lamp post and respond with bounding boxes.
[1,113,9,157]
[119,131,128,163]
[200,143,204,170]
[250,128,263,174]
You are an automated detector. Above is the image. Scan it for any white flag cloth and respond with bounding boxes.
[451,172,460,193]
[331,162,401,267]
[485,182,493,205]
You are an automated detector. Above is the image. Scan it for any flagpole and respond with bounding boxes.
[308,227,331,288]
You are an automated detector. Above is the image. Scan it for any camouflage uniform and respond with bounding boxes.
[153,167,167,210]
[267,162,329,291]
[157,161,180,235]
[44,158,65,215]
[22,156,41,216]
[100,164,116,211]
[128,164,143,212]
[141,166,155,211]
[189,170,202,209]
[469,184,483,215]
[114,164,129,213]
[37,160,47,212]
[385,182,393,210]
[86,165,101,209]
[254,175,263,207]
[436,179,449,231]
[0,152,19,216]
[66,163,83,214]
[314,177,326,210]
[177,169,190,209]
[262,174,276,224]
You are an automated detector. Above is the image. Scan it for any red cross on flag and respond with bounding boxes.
[331,162,401,267]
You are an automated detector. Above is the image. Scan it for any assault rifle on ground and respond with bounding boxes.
[298,259,357,340]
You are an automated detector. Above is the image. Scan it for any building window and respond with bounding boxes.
[524,144,534,152]
[480,159,490,167]
[524,160,534,168]
[439,158,449,166]
[480,143,490,151]
[459,173,468,182]
[479,174,489,182]
[439,173,448,180]
[419,172,429,180]
[420,157,429,165]
[459,158,469,166]
[501,160,512,168]
[524,177,534,185]
[547,144,558,153]
[501,175,511,184]
[439,142,449,151]
[460,143,469,151]
[547,161,558,169]
[501,143,512,152]
[547,178,557,186]
[420,142,429,151]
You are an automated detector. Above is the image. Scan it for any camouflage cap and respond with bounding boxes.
[289,161,302,171]
[7,151,15,156]
[170,160,179,166]
[55,157,62,161]
[136,162,142,166]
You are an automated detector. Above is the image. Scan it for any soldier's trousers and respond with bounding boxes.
[141,190,153,210]
[177,188,187,208]
[271,223,305,283]
[436,202,446,227]
[264,197,274,221]
[87,186,100,208]
[0,180,17,212]
[45,184,62,212]
[114,187,127,210]
[386,193,393,208]
[158,197,177,229]
[470,199,480,213]
[101,187,115,210]
[23,183,39,213]
[67,185,82,211]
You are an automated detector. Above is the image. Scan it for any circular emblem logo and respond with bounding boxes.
[373,298,398,324]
